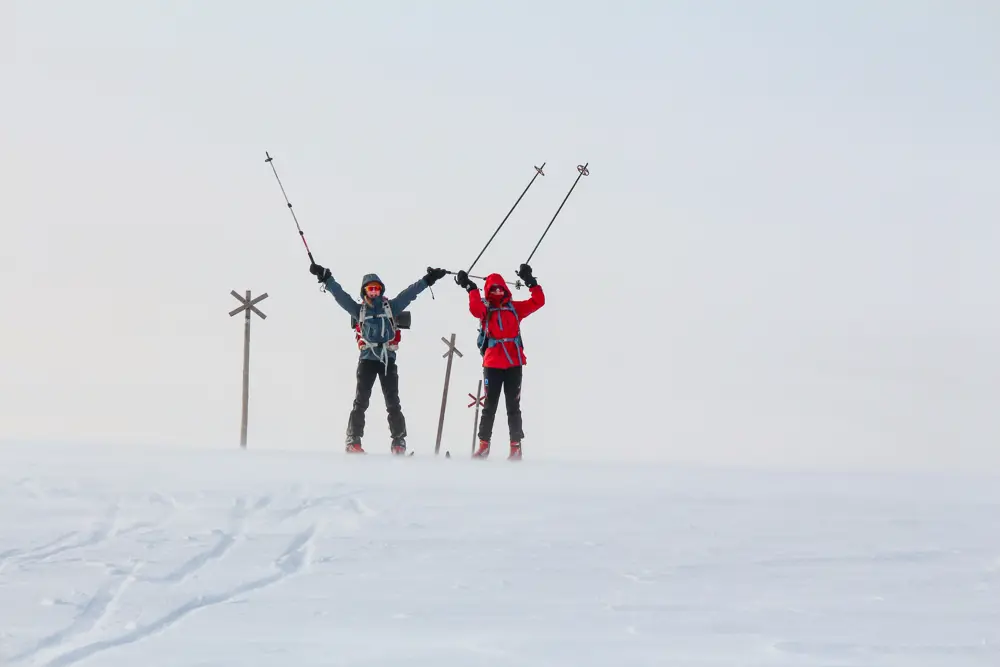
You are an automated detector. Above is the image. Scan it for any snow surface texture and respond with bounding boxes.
[2,442,999,666]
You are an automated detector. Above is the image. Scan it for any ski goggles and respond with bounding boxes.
[488,284,505,293]
[364,283,382,295]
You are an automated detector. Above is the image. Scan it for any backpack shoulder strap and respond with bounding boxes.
[383,296,395,326]
[357,301,366,328]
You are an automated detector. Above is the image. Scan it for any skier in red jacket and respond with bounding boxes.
[454,264,545,460]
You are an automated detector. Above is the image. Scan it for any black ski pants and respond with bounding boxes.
[346,358,406,444]
[477,366,524,443]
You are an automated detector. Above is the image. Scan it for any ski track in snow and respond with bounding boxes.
[0,475,359,667]
[0,533,77,575]
[3,444,1000,666]
[133,496,254,586]
[9,504,120,569]
[7,561,139,664]
[39,525,317,667]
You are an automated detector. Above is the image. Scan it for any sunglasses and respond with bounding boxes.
[489,285,505,293]
[365,284,382,293]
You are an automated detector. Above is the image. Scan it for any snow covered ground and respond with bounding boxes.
[1,441,999,666]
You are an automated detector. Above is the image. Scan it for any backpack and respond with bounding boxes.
[477,301,525,365]
[354,297,399,365]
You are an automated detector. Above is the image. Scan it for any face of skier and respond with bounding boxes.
[364,283,382,301]
[487,283,506,303]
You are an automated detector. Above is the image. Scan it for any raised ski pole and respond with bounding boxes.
[468,380,485,455]
[521,163,590,271]
[435,334,463,455]
[264,151,315,264]
[467,163,546,275]
[228,290,268,449]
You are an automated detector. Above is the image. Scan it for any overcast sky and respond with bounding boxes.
[4,1,999,472]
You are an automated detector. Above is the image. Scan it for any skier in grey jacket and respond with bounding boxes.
[309,262,448,454]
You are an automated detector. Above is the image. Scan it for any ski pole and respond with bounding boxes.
[443,270,522,289]
[264,151,315,264]
[466,162,546,274]
[521,163,589,270]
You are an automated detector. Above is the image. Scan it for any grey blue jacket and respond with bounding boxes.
[323,272,429,363]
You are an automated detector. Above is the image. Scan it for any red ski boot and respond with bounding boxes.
[508,441,522,461]
[473,439,490,459]
[345,442,365,454]
[390,438,406,456]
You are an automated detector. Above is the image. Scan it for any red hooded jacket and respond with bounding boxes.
[469,273,545,369]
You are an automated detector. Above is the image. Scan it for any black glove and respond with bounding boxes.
[454,270,477,292]
[423,266,448,286]
[310,262,331,283]
[516,263,537,288]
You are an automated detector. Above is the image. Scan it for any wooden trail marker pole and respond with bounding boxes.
[435,334,462,455]
[468,380,485,455]
[228,290,268,448]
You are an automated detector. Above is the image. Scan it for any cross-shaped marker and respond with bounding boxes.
[467,393,486,408]
[229,290,269,320]
[441,335,463,359]
[229,290,268,449]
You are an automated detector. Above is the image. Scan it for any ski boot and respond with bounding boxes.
[345,437,365,454]
[473,439,490,459]
[390,437,407,456]
[508,441,522,461]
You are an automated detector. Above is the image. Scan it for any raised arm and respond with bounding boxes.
[309,263,361,320]
[323,274,362,319]
[455,271,487,318]
[388,267,447,312]
[388,278,428,313]
[511,263,544,318]
[512,284,545,318]
[468,288,487,319]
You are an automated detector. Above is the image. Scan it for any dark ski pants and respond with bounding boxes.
[477,366,524,443]
[346,358,406,444]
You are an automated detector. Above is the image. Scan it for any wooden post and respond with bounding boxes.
[241,296,250,447]
[435,334,463,455]
[468,380,484,455]
[229,290,268,448]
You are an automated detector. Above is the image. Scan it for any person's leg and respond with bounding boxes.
[378,359,407,452]
[503,366,524,458]
[475,367,505,456]
[345,359,379,451]
[503,366,524,440]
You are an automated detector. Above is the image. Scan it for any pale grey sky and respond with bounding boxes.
[4,1,999,472]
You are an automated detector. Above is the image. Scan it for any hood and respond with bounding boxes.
[483,273,511,303]
[359,273,386,298]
